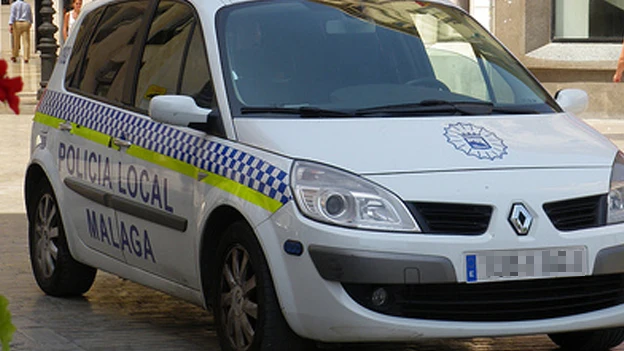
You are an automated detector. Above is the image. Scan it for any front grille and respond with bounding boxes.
[543,194,606,231]
[406,202,492,235]
[343,274,624,322]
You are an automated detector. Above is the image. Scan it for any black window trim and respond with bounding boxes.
[131,0,203,112]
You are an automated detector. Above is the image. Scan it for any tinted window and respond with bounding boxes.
[135,1,194,111]
[180,25,213,109]
[65,7,104,89]
[74,1,148,103]
[217,0,559,117]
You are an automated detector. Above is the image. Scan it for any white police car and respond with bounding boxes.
[24,0,624,350]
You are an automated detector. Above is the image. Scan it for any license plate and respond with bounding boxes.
[465,247,587,283]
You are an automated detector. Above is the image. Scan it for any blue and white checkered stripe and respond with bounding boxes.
[39,90,291,205]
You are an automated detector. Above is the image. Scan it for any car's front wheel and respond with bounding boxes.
[213,221,311,351]
[548,327,624,351]
[28,181,97,297]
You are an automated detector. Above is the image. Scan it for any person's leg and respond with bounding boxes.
[14,22,29,62]
[11,29,19,61]
[14,22,27,61]
[23,23,31,62]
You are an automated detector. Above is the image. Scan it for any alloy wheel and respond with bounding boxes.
[220,244,258,350]
[34,193,60,279]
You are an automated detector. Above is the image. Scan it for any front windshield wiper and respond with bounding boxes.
[490,106,540,114]
[240,102,541,118]
[355,100,495,116]
[240,106,354,118]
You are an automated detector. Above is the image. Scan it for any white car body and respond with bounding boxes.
[25,0,624,348]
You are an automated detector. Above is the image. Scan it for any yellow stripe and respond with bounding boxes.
[71,124,111,147]
[126,146,198,179]
[35,112,111,147]
[34,112,284,212]
[201,173,284,213]
[34,112,63,129]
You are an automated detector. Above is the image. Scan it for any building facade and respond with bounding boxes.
[454,0,624,119]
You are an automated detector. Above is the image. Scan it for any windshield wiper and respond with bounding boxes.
[240,101,541,118]
[491,106,540,115]
[355,100,495,116]
[240,106,354,118]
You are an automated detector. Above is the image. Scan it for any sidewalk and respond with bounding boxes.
[0,1,42,213]
[583,119,624,150]
[0,2,41,109]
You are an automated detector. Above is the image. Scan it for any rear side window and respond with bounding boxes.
[134,1,195,111]
[72,1,149,104]
[65,7,104,88]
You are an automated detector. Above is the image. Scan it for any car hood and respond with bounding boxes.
[233,113,617,174]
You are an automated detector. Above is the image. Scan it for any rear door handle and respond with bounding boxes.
[59,122,72,131]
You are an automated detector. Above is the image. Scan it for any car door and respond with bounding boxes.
[53,4,136,262]
[114,0,212,289]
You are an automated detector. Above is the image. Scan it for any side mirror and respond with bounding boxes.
[149,95,211,127]
[555,89,589,115]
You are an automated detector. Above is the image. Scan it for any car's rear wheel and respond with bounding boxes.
[28,181,96,297]
[548,327,624,351]
[213,221,311,351]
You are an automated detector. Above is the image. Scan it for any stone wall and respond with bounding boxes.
[491,0,623,118]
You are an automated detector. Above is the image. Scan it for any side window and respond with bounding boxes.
[74,2,148,103]
[180,25,213,109]
[65,7,104,89]
[134,1,195,111]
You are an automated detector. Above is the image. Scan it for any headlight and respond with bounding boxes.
[290,161,419,232]
[608,152,624,224]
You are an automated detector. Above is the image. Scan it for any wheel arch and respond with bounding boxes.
[24,162,52,219]
[199,205,249,308]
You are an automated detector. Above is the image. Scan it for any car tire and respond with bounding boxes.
[548,327,624,351]
[213,221,312,351]
[28,181,97,297]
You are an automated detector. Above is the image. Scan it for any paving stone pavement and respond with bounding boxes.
[1,213,220,351]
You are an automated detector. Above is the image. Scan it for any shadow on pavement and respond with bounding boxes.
[0,213,560,351]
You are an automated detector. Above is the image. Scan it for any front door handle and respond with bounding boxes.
[113,138,132,148]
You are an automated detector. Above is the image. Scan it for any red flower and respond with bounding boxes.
[0,59,23,114]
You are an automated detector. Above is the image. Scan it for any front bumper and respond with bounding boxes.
[311,244,624,322]
[308,245,456,284]
[256,201,624,343]
[308,243,624,284]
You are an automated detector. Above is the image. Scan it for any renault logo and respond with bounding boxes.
[509,203,533,235]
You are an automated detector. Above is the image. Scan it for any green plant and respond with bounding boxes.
[0,295,15,351]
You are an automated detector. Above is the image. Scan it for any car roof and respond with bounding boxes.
[81,0,459,18]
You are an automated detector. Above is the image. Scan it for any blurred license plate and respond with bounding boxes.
[465,247,587,283]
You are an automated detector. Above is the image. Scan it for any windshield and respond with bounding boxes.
[217,0,559,118]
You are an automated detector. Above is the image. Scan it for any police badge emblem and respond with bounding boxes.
[444,122,508,160]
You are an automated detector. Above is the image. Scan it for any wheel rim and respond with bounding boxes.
[220,244,258,351]
[34,193,60,279]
